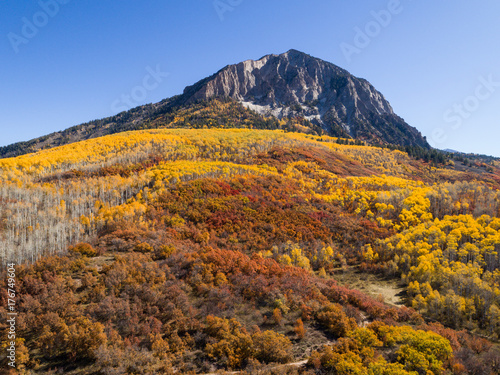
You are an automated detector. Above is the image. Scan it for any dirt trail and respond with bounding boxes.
[201,359,308,375]
[368,282,404,306]
[332,267,404,307]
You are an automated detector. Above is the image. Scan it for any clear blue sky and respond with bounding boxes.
[1,0,499,156]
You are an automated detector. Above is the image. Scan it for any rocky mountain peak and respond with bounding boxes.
[181,50,429,148]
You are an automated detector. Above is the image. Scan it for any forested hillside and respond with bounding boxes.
[0,99,321,159]
[1,127,500,374]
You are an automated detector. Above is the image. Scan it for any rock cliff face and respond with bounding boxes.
[180,49,429,147]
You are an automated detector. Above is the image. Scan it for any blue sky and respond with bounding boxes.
[1,0,499,156]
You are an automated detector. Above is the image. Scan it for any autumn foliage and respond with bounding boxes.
[0,125,499,373]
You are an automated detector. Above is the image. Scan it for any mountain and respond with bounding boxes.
[0,50,429,159]
[178,49,429,148]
